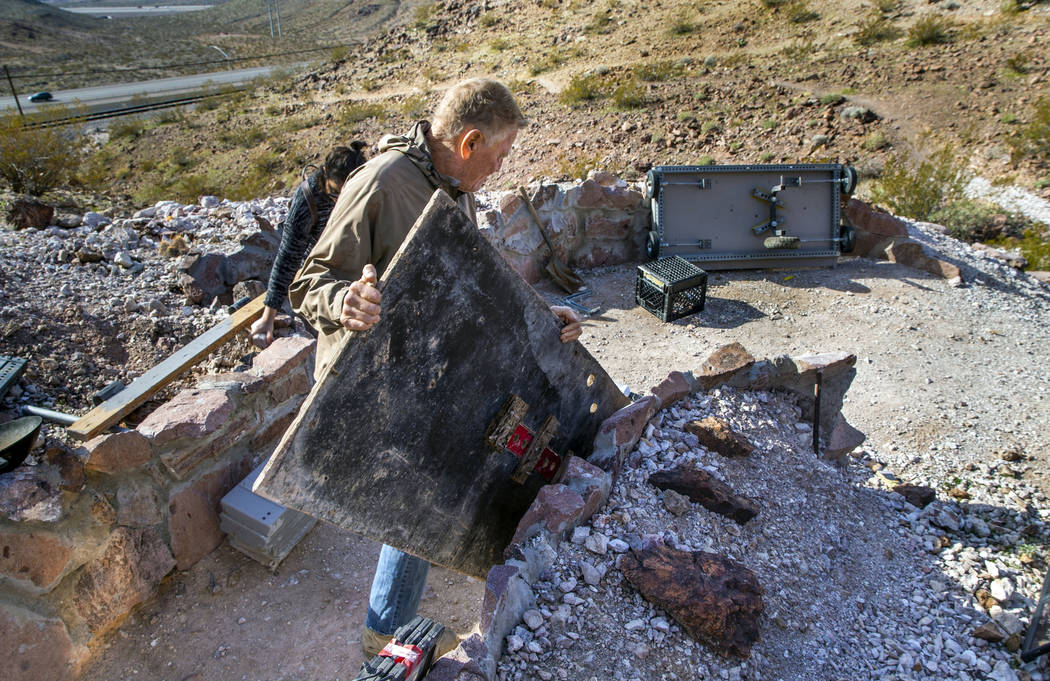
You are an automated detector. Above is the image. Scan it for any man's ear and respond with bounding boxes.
[458,129,484,159]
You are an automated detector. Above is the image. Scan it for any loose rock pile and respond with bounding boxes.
[497,384,1049,681]
[0,194,291,415]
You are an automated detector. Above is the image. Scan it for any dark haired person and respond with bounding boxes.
[250,142,368,348]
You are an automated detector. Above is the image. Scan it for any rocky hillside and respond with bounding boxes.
[59,0,1050,212]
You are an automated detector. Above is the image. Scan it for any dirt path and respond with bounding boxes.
[80,249,1050,680]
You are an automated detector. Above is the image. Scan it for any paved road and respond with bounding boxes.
[0,64,296,115]
[60,5,212,17]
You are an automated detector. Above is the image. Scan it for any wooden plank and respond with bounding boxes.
[67,294,266,441]
[253,191,629,578]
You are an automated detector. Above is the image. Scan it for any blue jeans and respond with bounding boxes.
[365,544,430,635]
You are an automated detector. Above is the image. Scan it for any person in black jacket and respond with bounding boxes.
[250,142,367,348]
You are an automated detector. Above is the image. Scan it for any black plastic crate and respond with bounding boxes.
[636,256,707,322]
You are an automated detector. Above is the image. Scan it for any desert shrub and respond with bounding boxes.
[989,228,1050,271]
[869,145,966,220]
[761,118,778,130]
[863,130,890,151]
[529,50,569,76]
[554,152,601,180]
[488,37,512,52]
[668,12,698,34]
[760,152,776,162]
[585,6,615,34]
[874,0,900,13]
[218,125,266,149]
[109,116,149,140]
[0,113,81,195]
[339,101,389,124]
[400,94,427,118]
[1008,96,1050,163]
[787,2,819,23]
[633,60,683,82]
[559,74,606,106]
[379,48,410,65]
[413,3,436,28]
[697,156,717,166]
[700,120,722,135]
[855,10,900,45]
[330,45,349,62]
[360,78,381,91]
[820,93,845,105]
[1005,52,1029,75]
[928,199,1028,242]
[171,172,219,204]
[479,12,498,27]
[158,234,190,257]
[611,78,648,108]
[906,15,953,46]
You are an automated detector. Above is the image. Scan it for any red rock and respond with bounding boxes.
[649,371,694,410]
[508,484,585,547]
[266,365,311,405]
[80,430,153,474]
[823,414,865,461]
[425,633,490,681]
[649,464,759,524]
[0,469,63,522]
[479,563,532,654]
[0,531,74,592]
[159,411,256,479]
[560,456,612,518]
[699,343,755,389]
[923,257,961,280]
[167,455,253,569]
[793,351,856,377]
[73,527,175,635]
[584,213,632,240]
[621,535,764,658]
[575,179,606,208]
[685,417,755,458]
[136,388,234,445]
[116,482,162,527]
[499,193,523,218]
[606,186,644,211]
[249,335,315,382]
[5,196,54,230]
[588,396,659,473]
[0,602,77,681]
[589,170,619,186]
[844,199,908,237]
[893,483,936,508]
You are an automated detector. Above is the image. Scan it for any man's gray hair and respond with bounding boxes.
[431,78,527,142]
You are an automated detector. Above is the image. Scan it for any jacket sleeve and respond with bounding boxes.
[289,177,381,335]
[265,181,316,310]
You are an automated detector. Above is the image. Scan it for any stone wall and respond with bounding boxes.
[425,343,864,681]
[478,173,649,284]
[0,335,315,681]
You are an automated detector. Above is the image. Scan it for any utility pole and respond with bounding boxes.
[3,65,24,119]
[274,0,282,37]
[267,0,274,38]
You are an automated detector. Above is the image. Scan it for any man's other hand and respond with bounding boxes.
[550,305,582,343]
[341,264,382,331]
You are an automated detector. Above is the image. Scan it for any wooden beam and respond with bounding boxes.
[67,294,266,441]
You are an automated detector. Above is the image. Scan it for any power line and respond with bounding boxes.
[8,43,356,81]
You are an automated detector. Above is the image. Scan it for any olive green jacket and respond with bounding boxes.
[289,121,477,379]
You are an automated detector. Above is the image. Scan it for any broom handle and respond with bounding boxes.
[518,187,558,256]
